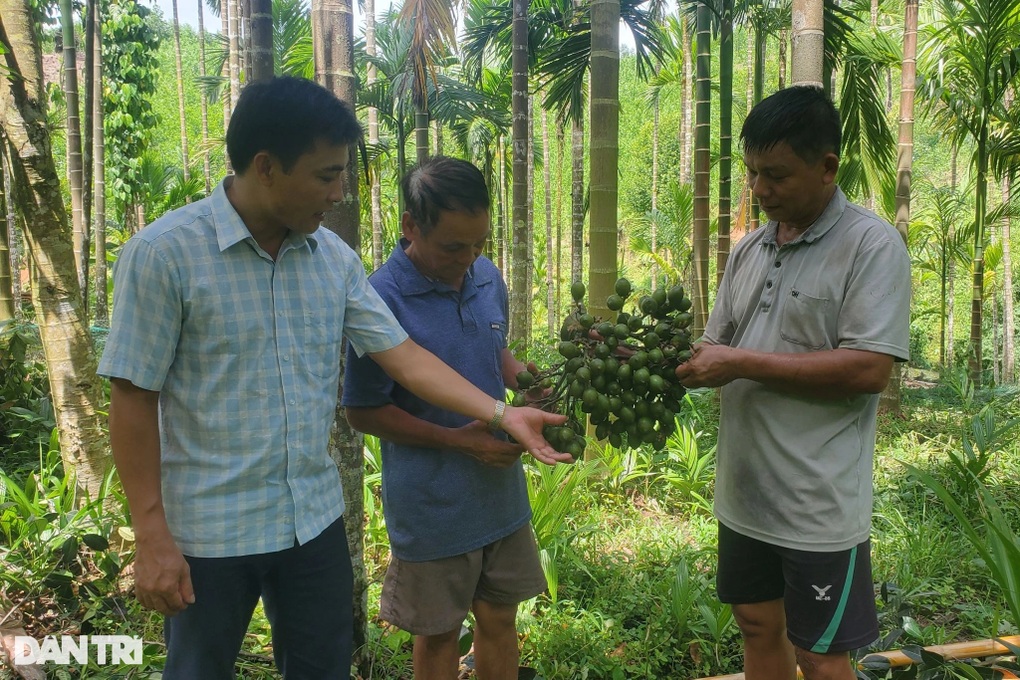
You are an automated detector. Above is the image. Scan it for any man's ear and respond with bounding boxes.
[252,152,276,186]
[822,152,840,184]
[400,211,418,240]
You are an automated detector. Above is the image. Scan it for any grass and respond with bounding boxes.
[1,379,1018,679]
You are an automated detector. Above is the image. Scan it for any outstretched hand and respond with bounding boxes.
[500,405,574,465]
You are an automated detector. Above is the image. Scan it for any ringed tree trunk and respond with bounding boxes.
[228,0,242,107]
[692,0,711,336]
[1,0,112,500]
[570,117,584,287]
[249,0,273,81]
[880,0,917,414]
[1002,175,1014,383]
[198,0,211,193]
[366,0,383,271]
[717,0,733,288]
[543,108,554,337]
[172,0,191,187]
[311,0,369,666]
[587,0,620,327]
[791,0,825,88]
[92,0,108,326]
[0,146,13,321]
[59,0,87,303]
[509,0,529,353]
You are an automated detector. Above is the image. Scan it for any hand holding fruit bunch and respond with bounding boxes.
[510,278,695,459]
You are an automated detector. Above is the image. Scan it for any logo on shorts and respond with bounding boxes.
[812,584,832,601]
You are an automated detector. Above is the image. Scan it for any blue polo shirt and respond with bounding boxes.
[342,241,531,562]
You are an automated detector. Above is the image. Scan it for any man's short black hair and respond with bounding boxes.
[740,85,842,162]
[401,156,490,236]
[226,76,363,174]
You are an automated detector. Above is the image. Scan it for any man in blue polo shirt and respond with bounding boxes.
[100,80,568,680]
[343,156,549,679]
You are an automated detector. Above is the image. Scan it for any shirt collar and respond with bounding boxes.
[389,238,493,296]
[212,177,318,254]
[762,186,847,246]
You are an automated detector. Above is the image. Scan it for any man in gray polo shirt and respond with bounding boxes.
[676,86,910,680]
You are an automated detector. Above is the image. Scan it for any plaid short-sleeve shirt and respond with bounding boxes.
[99,179,407,557]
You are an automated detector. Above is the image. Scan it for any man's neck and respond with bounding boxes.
[225,175,288,260]
[776,186,837,246]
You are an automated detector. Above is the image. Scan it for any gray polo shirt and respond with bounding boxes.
[704,187,910,552]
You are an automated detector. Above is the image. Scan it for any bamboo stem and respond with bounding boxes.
[697,636,1020,680]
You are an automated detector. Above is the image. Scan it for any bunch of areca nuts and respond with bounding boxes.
[513,278,695,458]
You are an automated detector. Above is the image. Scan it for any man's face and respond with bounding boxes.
[403,208,491,289]
[266,140,350,234]
[743,141,838,230]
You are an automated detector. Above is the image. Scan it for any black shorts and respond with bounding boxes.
[716,522,879,654]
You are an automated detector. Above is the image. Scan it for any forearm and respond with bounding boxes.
[109,380,171,537]
[370,339,499,423]
[732,347,893,398]
[501,348,527,389]
[346,404,463,451]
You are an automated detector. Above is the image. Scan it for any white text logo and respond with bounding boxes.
[12,636,143,666]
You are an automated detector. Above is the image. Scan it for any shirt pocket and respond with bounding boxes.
[780,289,832,350]
[303,309,343,379]
[490,320,508,381]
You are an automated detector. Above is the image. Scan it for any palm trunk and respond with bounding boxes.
[570,117,584,286]
[366,0,382,271]
[526,95,535,340]
[221,0,232,170]
[1,0,111,499]
[751,26,765,230]
[310,0,368,665]
[414,108,429,164]
[555,123,564,322]
[969,128,988,386]
[1002,175,1014,383]
[778,27,788,88]
[542,108,554,337]
[652,92,659,289]
[791,0,824,87]
[59,0,87,306]
[82,0,94,276]
[680,17,692,185]
[2,154,18,317]
[588,0,620,326]
[510,0,530,352]
[495,136,505,272]
[881,0,917,414]
[92,0,108,326]
[0,150,12,321]
[717,0,733,288]
[692,0,711,336]
[250,0,274,81]
[228,0,242,109]
[197,0,211,193]
[172,0,192,186]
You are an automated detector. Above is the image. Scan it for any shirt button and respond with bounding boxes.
[289,399,296,405]
[766,281,773,288]
[283,355,290,362]
[774,261,781,267]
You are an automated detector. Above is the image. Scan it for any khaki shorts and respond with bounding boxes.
[379,523,548,636]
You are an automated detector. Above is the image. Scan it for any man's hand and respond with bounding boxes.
[454,420,526,468]
[133,528,195,616]
[500,405,574,465]
[674,343,743,388]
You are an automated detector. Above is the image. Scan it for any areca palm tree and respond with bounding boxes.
[398,0,456,164]
[59,0,86,301]
[918,0,1020,385]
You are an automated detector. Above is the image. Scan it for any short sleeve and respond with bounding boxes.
[338,246,408,358]
[97,238,182,391]
[837,235,910,360]
[341,339,396,408]
[703,260,737,346]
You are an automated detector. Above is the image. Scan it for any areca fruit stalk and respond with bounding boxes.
[512,278,695,458]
